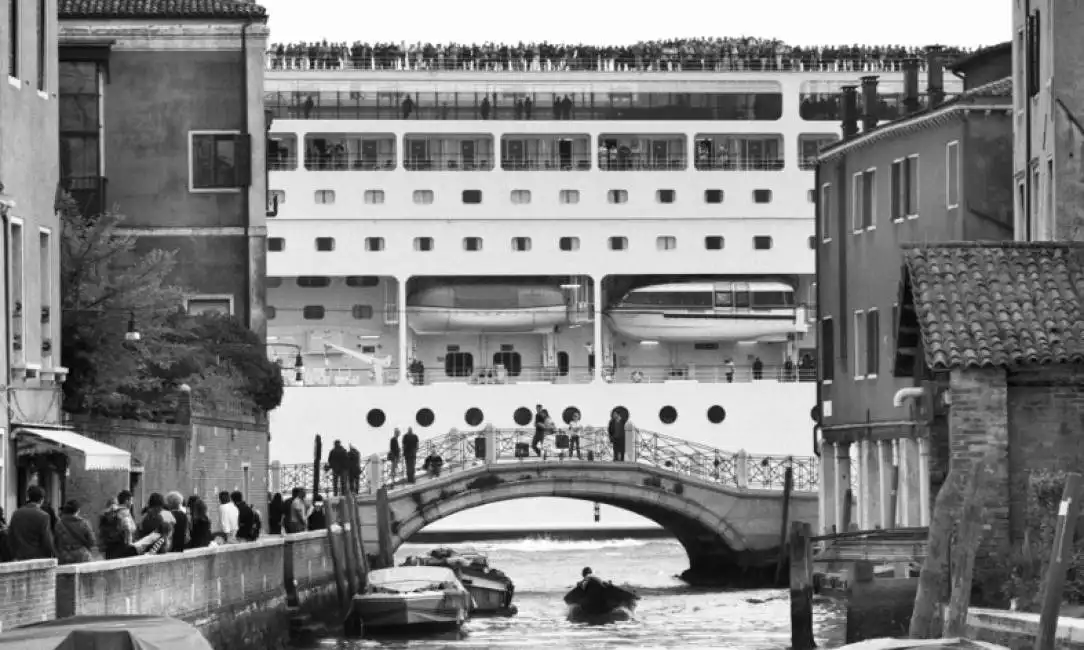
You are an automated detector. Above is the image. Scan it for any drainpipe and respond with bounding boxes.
[813,163,822,458]
[1024,0,1033,241]
[0,189,12,511]
[892,387,925,409]
[240,20,253,329]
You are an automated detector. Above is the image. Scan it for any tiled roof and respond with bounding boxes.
[902,242,1084,370]
[59,0,267,19]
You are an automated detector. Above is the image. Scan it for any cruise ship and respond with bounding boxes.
[262,46,964,491]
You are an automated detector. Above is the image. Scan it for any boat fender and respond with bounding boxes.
[631,370,644,383]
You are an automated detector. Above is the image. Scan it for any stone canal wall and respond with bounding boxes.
[0,530,341,647]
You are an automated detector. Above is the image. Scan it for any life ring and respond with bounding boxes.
[631,370,645,383]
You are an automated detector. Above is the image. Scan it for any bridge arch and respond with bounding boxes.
[380,463,806,585]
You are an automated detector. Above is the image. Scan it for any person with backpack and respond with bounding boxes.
[232,491,261,541]
[99,492,137,559]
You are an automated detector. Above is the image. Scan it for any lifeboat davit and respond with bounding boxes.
[408,284,569,334]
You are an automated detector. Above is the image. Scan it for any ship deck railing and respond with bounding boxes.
[278,363,818,387]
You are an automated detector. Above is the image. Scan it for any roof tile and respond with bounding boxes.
[903,242,1084,370]
[59,0,266,19]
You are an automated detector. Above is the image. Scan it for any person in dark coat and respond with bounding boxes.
[388,429,402,482]
[307,495,327,531]
[327,440,349,496]
[348,445,362,493]
[402,428,419,483]
[186,496,213,549]
[608,409,626,462]
[268,493,284,535]
[53,500,95,565]
[166,492,189,553]
[7,486,55,560]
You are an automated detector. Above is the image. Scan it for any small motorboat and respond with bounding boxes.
[563,567,639,624]
[404,547,517,615]
[0,615,213,650]
[350,566,471,631]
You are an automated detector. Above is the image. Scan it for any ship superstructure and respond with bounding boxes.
[262,52,964,464]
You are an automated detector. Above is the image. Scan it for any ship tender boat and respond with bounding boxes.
[563,572,640,624]
[605,281,807,342]
[351,566,471,630]
[408,283,569,334]
[403,547,517,615]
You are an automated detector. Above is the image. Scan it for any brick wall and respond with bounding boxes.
[53,531,337,620]
[947,367,1012,585]
[0,559,57,633]
[191,413,270,531]
[1006,366,1084,540]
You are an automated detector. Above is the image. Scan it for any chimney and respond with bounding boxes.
[860,75,879,131]
[926,45,945,108]
[902,58,921,115]
[841,85,859,139]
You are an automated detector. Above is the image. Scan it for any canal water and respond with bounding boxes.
[303,537,847,649]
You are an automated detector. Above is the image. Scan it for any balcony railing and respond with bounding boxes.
[302,157,397,171]
[62,175,107,218]
[501,157,593,171]
[597,155,686,171]
[402,156,494,171]
[694,158,785,171]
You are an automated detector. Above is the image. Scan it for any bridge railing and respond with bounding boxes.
[271,426,819,497]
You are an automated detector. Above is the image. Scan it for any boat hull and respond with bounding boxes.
[351,593,470,629]
[606,310,805,341]
[460,571,517,615]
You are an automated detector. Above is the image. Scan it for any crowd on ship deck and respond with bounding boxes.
[265,38,971,73]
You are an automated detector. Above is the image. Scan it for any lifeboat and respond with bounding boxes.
[605,281,807,342]
[408,283,568,334]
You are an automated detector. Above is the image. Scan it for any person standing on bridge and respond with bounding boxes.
[327,440,349,496]
[532,404,550,457]
[348,445,362,493]
[402,428,419,483]
[608,409,627,462]
[389,428,402,482]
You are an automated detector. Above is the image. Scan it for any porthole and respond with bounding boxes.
[416,408,435,427]
[513,407,532,426]
[707,405,727,424]
[659,406,678,425]
[811,405,820,422]
[562,406,581,425]
[611,406,630,421]
[366,409,386,428]
[465,407,484,427]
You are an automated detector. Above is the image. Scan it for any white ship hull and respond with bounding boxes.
[605,311,806,342]
[409,306,568,334]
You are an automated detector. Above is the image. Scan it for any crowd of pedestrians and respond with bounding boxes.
[265,38,971,73]
[0,486,263,564]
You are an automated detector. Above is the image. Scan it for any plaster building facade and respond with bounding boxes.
[57,0,271,338]
[813,46,1014,534]
[1,0,69,513]
[1012,0,1084,241]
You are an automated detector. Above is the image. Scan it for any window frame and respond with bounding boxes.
[853,309,866,379]
[821,316,834,384]
[188,130,243,194]
[866,308,880,378]
[820,182,833,242]
[946,140,960,209]
[905,154,920,219]
[185,293,235,316]
[559,236,580,252]
[364,236,385,252]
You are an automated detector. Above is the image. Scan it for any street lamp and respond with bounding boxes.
[267,342,305,382]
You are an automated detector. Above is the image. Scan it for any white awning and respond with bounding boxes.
[14,427,132,472]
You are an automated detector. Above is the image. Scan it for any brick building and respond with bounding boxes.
[813,46,1014,534]
[57,0,271,337]
[892,242,1084,599]
[1012,0,1084,241]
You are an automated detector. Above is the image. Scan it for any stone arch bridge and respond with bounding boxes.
[272,427,819,585]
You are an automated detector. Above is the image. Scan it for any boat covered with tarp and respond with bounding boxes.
[402,546,516,615]
[0,614,213,650]
[350,566,471,630]
[839,639,1008,649]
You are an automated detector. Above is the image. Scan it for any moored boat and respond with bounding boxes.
[404,547,517,615]
[350,566,471,631]
[563,567,639,624]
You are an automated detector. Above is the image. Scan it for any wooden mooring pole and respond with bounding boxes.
[1034,473,1083,650]
[789,521,816,650]
[942,459,995,637]
[323,494,348,617]
[775,466,794,585]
